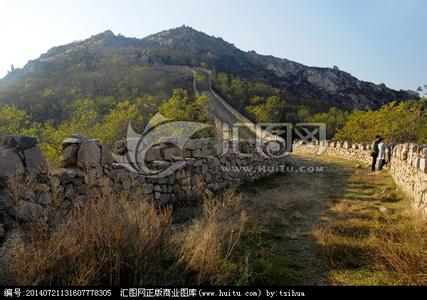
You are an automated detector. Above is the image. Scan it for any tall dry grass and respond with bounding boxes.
[0,195,172,285]
[0,185,247,286]
[314,207,426,285]
[177,188,248,285]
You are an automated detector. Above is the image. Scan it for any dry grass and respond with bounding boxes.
[0,195,172,285]
[0,184,247,286]
[176,188,248,285]
[314,170,427,286]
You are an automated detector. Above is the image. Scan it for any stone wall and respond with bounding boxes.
[0,134,289,239]
[56,136,288,207]
[293,140,427,214]
[0,135,51,239]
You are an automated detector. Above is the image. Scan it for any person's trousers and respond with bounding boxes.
[372,155,378,171]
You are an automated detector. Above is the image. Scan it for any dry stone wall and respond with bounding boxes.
[0,135,51,239]
[57,136,288,207]
[293,140,427,214]
[0,134,289,240]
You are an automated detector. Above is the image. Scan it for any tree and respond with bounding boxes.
[245,95,285,123]
[0,105,30,134]
[335,100,426,143]
[307,107,349,139]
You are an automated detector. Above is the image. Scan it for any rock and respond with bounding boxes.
[205,173,212,183]
[113,140,127,155]
[164,147,183,161]
[13,135,38,151]
[420,158,427,173]
[37,192,52,206]
[24,146,48,173]
[159,194,171,206]
[101,144,114,165]
[145,183,154,193]
[64,184,75,199]
[193,149,203,158]
[61,143,79,167]
[77,140,101,168]
[16,200,44,222]
[144,147,161,162]
[0,148,24,177]
[36,183,50,193]
[62,136,83,150]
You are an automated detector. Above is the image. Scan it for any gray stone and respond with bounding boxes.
[13,135,38,151]
[64,184,75,199]
[164,147,183,161]
[62,136,83,150]
[77,140,101,168]
[0,148,24,177]
[37,192,52,206]
[194,159,204,167]
[144,147,161,162]
[145,183,154,193]
[101,144,114,165]
[61,143,79,167]
[159,194,171,205]
[420,158,427,173]
[24,146,48,173]
[16,200,44,222]
[193,149,203,158]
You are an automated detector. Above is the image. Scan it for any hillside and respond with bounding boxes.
[0,26,418,123]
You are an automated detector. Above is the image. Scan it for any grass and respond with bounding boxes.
[1,155,425,286]
[313,165,427,286]
[234,154,426,286]
[0,178,248,285]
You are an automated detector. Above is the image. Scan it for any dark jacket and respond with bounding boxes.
[371,140,379,155]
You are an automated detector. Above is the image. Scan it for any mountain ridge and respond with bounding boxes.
[1,25,419,114]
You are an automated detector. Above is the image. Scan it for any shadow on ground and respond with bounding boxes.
[236,153,426,285]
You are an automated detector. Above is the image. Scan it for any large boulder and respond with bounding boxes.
[0,148,24,177]
[24,146,48,173]
[14,200,44,223]
[61,143,79,168]
[77,139,101,168]
[101,144,114,165]
[1,135,37,151]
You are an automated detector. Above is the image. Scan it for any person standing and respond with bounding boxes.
[371,135,381,171]
[377,137,387,171]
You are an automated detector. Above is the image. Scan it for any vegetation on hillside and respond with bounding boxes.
[0,88,210,166]
[212,72,325,123]
[307,99,427,144]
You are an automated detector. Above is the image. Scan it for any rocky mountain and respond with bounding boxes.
[0,25,418,120]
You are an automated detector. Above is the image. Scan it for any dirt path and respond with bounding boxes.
[237,153,424,285]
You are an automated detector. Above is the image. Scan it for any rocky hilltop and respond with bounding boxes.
[0,26,418,116]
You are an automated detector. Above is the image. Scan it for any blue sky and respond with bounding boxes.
[0,0,425,91]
